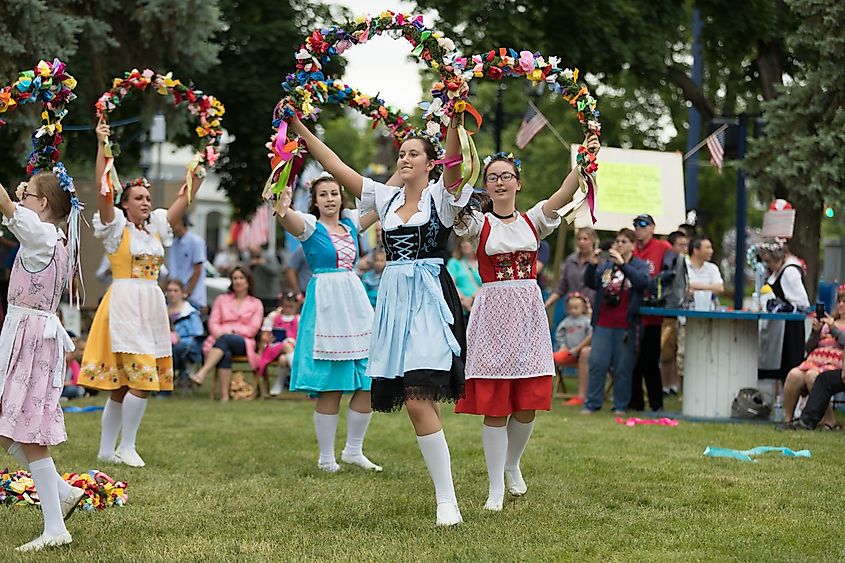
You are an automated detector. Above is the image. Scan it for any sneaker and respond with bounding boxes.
[435,502,463,526]
[16,531,72,552]
[115,447,146,467]
[61,486,86,521]
[564,396,584,406]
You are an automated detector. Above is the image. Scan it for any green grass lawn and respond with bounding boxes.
[2,390,844,562]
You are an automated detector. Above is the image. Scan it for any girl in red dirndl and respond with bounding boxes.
[455,134,600,512]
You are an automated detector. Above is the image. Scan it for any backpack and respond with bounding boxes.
[731,388,771,420]
[644,251,688,309]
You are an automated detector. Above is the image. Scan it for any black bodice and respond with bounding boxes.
[382,191,452,262]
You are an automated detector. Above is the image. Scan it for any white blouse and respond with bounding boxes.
[454,200,560,255]
[767,256,810,309]
[93,208,174,255]
[360,176,471,230]
[294,208,360,242]
[2,205,62,271]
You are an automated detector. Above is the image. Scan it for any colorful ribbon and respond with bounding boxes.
[703,446,811,462]
[615,417,679,427]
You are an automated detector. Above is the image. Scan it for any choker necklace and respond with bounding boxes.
[491,209,517,219]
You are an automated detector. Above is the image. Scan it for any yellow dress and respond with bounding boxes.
[81,212,174,391]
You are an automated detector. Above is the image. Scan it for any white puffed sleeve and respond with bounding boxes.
[525,200,561,240]
[452,209,485,250]
[341,208,361,231]
[292,210,318,241]
[360,177,400,219]
[149,208,174,248]
[2,204,58,271]
[429,176,473,227]
[92,209,128,255]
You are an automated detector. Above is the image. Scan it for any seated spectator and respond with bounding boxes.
[582,228,650,414]
[258,291,301,396]
[553,293,592,406]
[62,337,86,400]
[779,368,844,430]
[190,267,263,401]
[166,278,204,385]
[361,248,386,308]
[781,289,845,428]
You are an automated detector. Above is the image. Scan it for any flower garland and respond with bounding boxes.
[1,468,127,511]
[268,11,459,195]
[443,48,601,222]
[0,59,77,175]
[95,68,225,203]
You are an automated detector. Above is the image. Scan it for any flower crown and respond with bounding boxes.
[123,177,151,190]
[483,152,522,172]
[405,127,446,160]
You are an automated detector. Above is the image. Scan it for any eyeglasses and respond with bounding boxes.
[20,190,45,201]
[633,220,651,228]
[485,172,517,184]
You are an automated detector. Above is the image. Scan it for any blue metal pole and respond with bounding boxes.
[734,114,748,310]
[684,8,703,210]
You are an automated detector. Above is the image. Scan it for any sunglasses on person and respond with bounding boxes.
[633,219,652,228]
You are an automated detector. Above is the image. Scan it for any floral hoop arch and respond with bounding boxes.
[0,59,77,175]
[95,68,225,202]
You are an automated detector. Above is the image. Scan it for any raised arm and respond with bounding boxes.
[542,134,601,217]
[289,114,363,198]
[95,118,115,225]
[0,182,15,219]
[167,169,205,227]
[266,183,307,237]
[442,112,463,194]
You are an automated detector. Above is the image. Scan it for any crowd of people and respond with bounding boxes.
[0,110,842,552]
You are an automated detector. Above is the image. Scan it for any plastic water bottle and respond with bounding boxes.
[772,396,785,422]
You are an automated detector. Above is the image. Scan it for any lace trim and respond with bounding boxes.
[371,383,466,413]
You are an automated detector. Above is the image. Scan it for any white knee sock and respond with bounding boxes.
[118,394,147,452]
[482,425,508,508]
[98,399,123,458]
[505,418,535,494]
[7,443,75,499]
[29,457,68,537]
[416,430,458,505]
[343,409,372,456]
[313,412,339,467]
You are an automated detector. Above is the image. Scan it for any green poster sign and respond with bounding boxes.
[597,162,663,215]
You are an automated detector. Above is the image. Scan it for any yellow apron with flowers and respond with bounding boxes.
[80,228,174,391]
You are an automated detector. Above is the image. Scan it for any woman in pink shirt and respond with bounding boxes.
[191,267,263,400]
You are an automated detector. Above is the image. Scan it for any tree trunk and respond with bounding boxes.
[755,39,784,101]
[789,192,822,301]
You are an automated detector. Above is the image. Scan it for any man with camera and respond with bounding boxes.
[582,228,650,414]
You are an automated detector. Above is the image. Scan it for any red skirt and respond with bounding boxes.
[455,376,552,417]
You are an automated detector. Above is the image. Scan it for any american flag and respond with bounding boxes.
[705,128,725,174]
[515,102,548,149]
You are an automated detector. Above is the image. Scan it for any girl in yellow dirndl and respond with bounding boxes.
[81,118,204,467]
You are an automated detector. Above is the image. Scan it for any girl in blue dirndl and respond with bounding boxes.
[288,112,470,527]
[270,175,381,473]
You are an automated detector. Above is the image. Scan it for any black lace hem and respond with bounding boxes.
[371,378,465,413]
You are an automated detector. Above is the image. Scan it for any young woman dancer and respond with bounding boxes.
[81,118,203,467]
[0,168,86,551]
[269,175,381,472]
[454,137,600,512]
[286,111,471,525]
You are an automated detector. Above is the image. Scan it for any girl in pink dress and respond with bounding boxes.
[0,167,86,552]
[258,291,301,395]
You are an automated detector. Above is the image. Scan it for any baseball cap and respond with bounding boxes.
[633,214,655,227]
